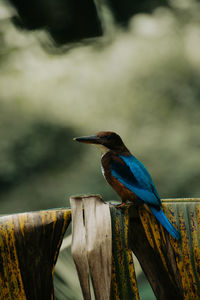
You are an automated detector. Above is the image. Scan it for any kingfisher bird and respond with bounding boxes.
[73,131,181,240]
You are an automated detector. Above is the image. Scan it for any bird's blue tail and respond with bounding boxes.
[149,207,181,240]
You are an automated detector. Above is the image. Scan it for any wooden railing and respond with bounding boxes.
[0,196,200,299]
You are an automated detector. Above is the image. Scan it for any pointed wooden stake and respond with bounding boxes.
[70,195,112,300]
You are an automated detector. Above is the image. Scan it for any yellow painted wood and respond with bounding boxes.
[139,207,170,275]
[165,201,200,300]
[0,218,26,300]
[0,208,71,300]
[139,198,200,300]
[1,197,200,300]
[110,206,139,300]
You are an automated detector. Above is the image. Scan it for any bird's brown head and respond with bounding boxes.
[73,131,129,154]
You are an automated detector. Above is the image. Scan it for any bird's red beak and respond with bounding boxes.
[73,135,101,144]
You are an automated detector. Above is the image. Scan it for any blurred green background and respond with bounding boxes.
[0,0,200,298]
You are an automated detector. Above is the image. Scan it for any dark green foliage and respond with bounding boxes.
[107,0,168,25]
[9,0,102,44]
[0,112,83,191]
[8,0,171,45]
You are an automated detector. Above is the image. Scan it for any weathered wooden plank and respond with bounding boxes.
[129,198,200,300]
[84,196,112,300]
[2,197,200,300]
[71,195,112,300]
[110,206,139,300]
[70,197,91,300]
[70,195,139,300]
[0,208,71,300]
[163,199,200,300]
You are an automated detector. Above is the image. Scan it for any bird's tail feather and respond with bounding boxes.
[149,206,181,240]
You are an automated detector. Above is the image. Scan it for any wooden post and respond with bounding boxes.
[0,209,71,300]
[128,198,200,300]
[70,195,139,300]
[128,206,183,300]
[70,195,112,300]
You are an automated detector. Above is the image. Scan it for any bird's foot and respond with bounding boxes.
[109,201,136,209]
[114,202,126,209]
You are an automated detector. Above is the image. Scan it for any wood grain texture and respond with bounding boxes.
[163,199,200,300]
[130,205,183,300]
[129,198,200,300]
[110,206,139,300]
[70,195,139,300]
[0,208,71,300]
[2,196,199,300]
[84,196,112,300]
[70,195,112,300]
[70,197,91,300]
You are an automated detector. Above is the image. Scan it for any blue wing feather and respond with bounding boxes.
[120,155,160,200]
[110,155,161,207]
[111,168,160,206]
[150,207,181,240]
[110,154,181,240]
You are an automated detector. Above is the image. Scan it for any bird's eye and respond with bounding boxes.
[105,135,111,140]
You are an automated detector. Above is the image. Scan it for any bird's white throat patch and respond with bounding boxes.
[93,144,109,155]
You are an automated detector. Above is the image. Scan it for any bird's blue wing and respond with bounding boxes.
[110,155,180,239]
[150,206,181,240]
[120,155,160,200]
[110,155,161,207]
